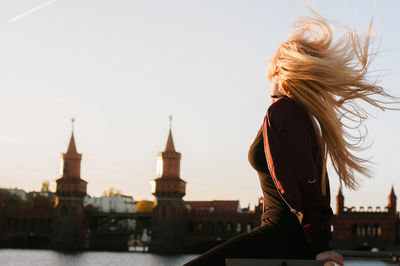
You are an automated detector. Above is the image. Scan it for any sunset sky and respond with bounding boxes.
[0,0,399,211]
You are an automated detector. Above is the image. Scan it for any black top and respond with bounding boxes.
[248,126,291,225]
[251,96,332,256]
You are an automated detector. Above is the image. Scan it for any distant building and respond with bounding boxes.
[0,188,55,201]
[0,188,27,200]
[331,187,399,250]
[26,191,55,200]
[84,194,136,213]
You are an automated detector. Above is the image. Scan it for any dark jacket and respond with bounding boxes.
[262,96,333,254]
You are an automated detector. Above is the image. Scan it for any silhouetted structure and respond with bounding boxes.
[150,129,187,252]
[1,124,399,253]
[0,124,151,251]
[331,187,399,250]
[0,207,53,249]
[149,129,262,253]
[50,126,88,249]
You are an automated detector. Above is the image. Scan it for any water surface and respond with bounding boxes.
[0,249,394,265]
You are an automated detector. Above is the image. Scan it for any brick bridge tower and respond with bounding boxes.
[150,120,187,253]
[51,119,88,249]
[336,187,344,215]
[388,185,397,215]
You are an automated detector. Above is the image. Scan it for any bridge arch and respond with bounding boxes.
[39,218,46,233]
[351,224,358,236]
[235,222,242,233]
[13,218,20,233]
[206,221,214,234]
[29,218,37,233]
[226,222,233,234]
[187,220,195,233]
[216,221,224,235]
[196,220,204,233]
[22,218,28,233]
[246,223,253,232]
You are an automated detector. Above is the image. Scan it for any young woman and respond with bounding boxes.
[184,7,397,266]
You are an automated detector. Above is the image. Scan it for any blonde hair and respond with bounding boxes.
[271,8,398,193]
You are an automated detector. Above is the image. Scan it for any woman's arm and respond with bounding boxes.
[262,97,333,256]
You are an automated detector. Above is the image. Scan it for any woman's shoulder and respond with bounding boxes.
[267,96,308,122]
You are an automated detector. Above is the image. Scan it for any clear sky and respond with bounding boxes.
[0,0,399,212]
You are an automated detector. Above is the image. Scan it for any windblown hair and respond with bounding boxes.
[271,9,398,193]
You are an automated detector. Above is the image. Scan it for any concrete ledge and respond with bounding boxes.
[226,258,324,266]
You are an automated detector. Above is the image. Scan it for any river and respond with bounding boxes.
[0,249,394,265]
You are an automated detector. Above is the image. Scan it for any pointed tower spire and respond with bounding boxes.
[165,115,175,152]
[154,116,182,180]
[165,130,176,152]
[67,118,77,154]
[390,185,396,197]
